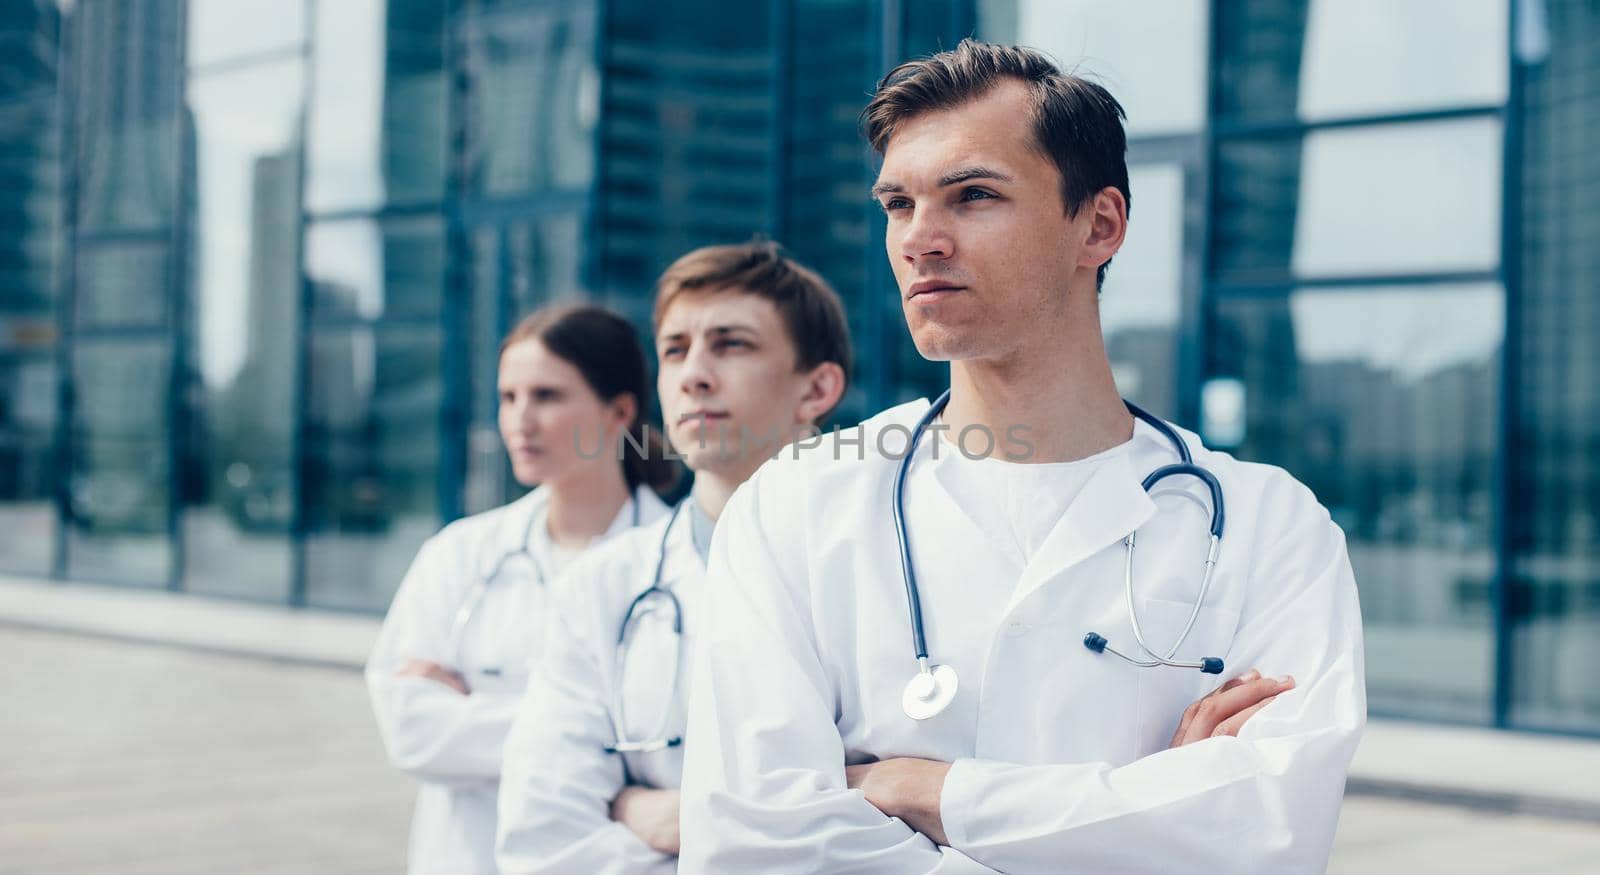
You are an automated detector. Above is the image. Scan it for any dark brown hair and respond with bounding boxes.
[652,240,853,419]
[861,38,1131,287]
[500,304,678,494]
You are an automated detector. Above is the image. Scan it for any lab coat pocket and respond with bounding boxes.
[1132,596,1242,757]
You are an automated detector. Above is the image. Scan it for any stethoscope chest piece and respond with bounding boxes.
[901,663,959,720]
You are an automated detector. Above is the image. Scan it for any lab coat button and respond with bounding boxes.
[1005,621,1030,637]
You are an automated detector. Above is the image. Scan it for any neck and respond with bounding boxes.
[689,464,750,522]
[943,300,1133,464]
[544,462,632,549]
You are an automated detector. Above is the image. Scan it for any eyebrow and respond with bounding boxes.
[870,165,1014,198]
[657,323,762,344]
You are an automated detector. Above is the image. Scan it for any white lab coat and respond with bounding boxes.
[367,485,669,875]
[679,400,1366,874]
[496,508,703,875]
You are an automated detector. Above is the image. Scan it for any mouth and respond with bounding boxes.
[906,280,966,301]
[677,410,731,426]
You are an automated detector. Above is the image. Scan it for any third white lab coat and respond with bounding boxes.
[367,485,668,875]
[679,399,1366,874]
[497,507,703,875]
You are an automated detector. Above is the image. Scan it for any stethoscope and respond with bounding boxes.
[893,389,1226,721]
[444,494,641,675]
[604,501,688,755]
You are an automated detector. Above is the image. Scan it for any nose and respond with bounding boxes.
[678,341,718,398]
[898,203,954,267]
[503,393,539,435]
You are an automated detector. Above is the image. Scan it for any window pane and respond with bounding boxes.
[1217,0,1507,121]
[1509,0,1600,733]
[785,0,875,423]
[305,0,447,212]
[978,0,1207,136]
[1214,118,1502,282]
[1210,285,1503,722]
[463,226,514,516]
[1103,163,1187,420]
[74,244,170,330]
[186,0,304,68]
[306,216,445,320]
[460,2,599,196]
[0,356,58,574]
[72,0,182,232]
[0,2,62,319]
[302,326,442,611]
[600,0,776,295]
[180,58,304,601]
[66,339,173,584]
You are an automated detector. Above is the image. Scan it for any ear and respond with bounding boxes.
[1078,186,1128,277]
[607,392,638,436]
[793,361,847,426]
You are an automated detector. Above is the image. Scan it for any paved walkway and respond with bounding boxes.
[3,624,1599,874]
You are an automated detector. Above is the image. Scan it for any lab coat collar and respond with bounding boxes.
[1004,441,1157,614]
[643,503,705,596]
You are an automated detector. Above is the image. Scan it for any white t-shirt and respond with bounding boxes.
[928,429,1135,574]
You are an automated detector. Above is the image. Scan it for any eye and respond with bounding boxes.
[959,187,997,203]
[533,388,562,402]
[716,338,750,351]
[659,345,685,360]
[880,196,912,213]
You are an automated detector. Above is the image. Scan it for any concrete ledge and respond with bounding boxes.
[6,575,1600,822]
[0,576,379,670]
[1348,718,1600,822]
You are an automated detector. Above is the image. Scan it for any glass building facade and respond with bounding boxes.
[0,0,1595,734]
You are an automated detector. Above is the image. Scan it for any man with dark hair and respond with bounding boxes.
[680,40,1364,873]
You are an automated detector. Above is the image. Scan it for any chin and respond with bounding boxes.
[909,326,982,362]
[510,459,560,488]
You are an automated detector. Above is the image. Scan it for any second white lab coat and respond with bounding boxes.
[496,507,703,875]
[367,485,669,875]
[679,399,1366,874]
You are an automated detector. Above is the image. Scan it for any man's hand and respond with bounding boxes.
[845,757,952,846]
[1169,669,1294,747]
[611,786,681,856]
[395,659,470,695]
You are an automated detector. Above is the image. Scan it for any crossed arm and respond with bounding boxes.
[846,670,1294,846]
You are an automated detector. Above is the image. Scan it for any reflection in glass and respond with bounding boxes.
[460,2,598,196]
[785,0,875,423]
[600,0,776,295]
[464,227,513,517]
[1211,285,1503,722]
[1214,119,1502,282]
[306,0,447,212]
[66,339,173,584]
[1297,0,1506,121]
[72,0,182,232]
[186,0,304,68]
[978,0,1208,135]
[303,327,442,610]
[306,216,446,320]
[1509,0,1600,731]
[74,245,170,329]
[0,357,58,574]
[181,57,305,601]
[1102,163,1185,420]
[1217,0,1507,121]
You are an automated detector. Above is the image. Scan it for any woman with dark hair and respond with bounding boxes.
[367,303,674,875]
